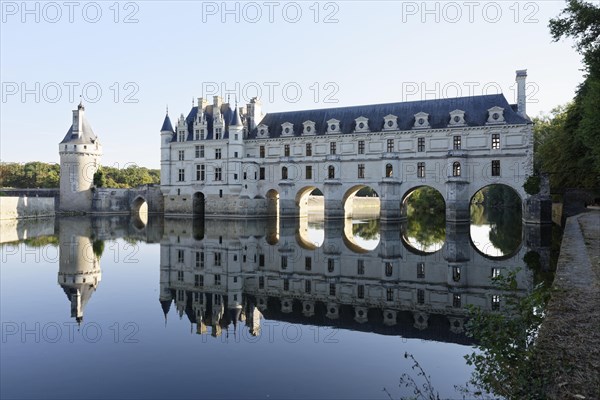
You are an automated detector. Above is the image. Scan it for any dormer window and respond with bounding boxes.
[281,122,294,137]
[215,127,222,140]
[487,106,505,124]
[327,118,341,134]
[383,114,398,131]
[413,112,430,129]
[354,116,369,133]
[449,109,466,126]
[178,130,186,142]
[257,124,269,138]
[302,120,316,135]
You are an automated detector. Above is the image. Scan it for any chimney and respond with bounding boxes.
[213,96,222,109]
[72,103,84,137]
[197,97,208,111]
[515,69,527,118]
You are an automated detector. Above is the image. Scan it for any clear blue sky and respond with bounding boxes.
[0,1,586,168]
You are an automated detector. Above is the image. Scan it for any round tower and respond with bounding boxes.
[58,102,102,212]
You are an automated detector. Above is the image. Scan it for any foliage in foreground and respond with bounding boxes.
[462,270,552,399]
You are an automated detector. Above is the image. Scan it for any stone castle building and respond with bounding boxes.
[160,70,535,222]
[58,102,103,212]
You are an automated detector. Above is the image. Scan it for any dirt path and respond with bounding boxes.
[536,211,600,399]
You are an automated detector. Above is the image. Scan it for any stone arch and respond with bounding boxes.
[296,186,324,219]
[342,218,380,253]
[342,185,380,219]
[400,185,446,217]
[131,195,148,228]
[469,184,523,259]
[266,189,279,217]
[193,192,205,217]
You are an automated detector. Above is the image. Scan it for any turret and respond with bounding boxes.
[160,110,174,190]
[58,102,102,212]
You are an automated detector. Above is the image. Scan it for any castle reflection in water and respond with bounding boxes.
[6,213,549,344]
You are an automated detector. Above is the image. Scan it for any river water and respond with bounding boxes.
[0,208,550,399]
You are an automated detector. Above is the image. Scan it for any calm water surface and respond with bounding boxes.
[0,210,538,399]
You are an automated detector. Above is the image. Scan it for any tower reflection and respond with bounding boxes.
[57,218,101,323]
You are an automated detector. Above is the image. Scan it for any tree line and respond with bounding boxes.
[0,162,160,189]
[535,0,600,191]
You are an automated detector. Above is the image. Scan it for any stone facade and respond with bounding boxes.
[161,70,535,222]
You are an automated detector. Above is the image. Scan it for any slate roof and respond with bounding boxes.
[172,103,235,142]
[160,114,174,132]
[60,113,98,144]
[249,93,530,139]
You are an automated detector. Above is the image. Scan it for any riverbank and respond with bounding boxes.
[536,211,600,399]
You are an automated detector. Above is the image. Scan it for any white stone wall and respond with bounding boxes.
[0,196,55,220]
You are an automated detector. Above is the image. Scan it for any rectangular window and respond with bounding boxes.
[417,262,425,279]
[259,167,265,180]
[215,149,221,159]
[453,136,461,150]
[215,128,222,140]
[328,258,335,273]
[329,284,336,296]
[453,294,461,308]
[196,164,205,181]
[452,266,461,282]
[178,169,185,182]
[281,255,288,270]
[283,279,289,291]
[259,254,265,267]
[491,268,501,278]
[492,295,500,311]
[358,140,365,154]
[200,129,205,140]
[417,162,425,178]
[417,289,425,304]
[386,288,394,301]
[284,144,290,157]
[305,165,313,180]
[178,131,185,142]
[330,142,336,155]
[305,257,312,271]
[260,146,265,158]
[177,249,184,263]
[234,134,238,141]
[357,259,365,275]
[214,274,221,286]
[194,274,200,287]
[197,252,204,268]
[214,167,222,181]
[357,285,364,299]
[385,262,393,277]
[358,163,365,179]
[387,139,394,152]
[417,137,425,152]
[306,143,312,156]
[492,133,500,149]
[259,276,264,289]
[305,280,311,294]
[214,252,222,266]
[194,129,199,140]
[234,151,238,158]
[194,145,200,158]
[491,160,500,176]
[178,150,185,161]
[177,271,184,281]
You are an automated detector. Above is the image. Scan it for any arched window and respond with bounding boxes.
[386,164,393,177]
[452,162,461,177]
[328,165,335,179]
[385,262,393,277]
[282,166,288,180]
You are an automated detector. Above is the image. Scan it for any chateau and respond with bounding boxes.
[56,70,539,221]
[160,70,534,222]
